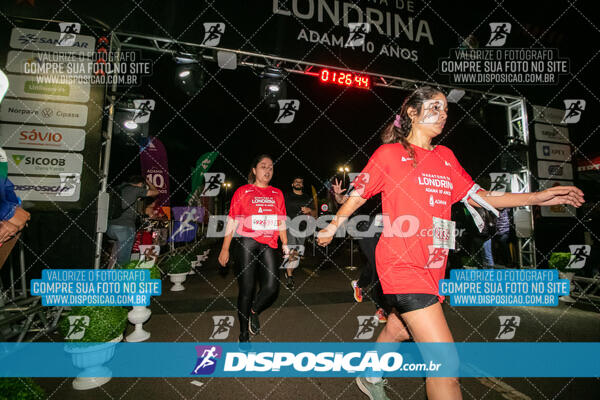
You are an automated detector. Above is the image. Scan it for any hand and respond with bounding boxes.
[331,178,346,195]
[282,244,289,258]
[8,207,30,230]
[218,248,229,267]
[532,186,585,207]
[0,221,19,243]
[300,206,312,215]
[316,224,337,247]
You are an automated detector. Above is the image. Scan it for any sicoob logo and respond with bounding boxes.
[191,345,222,375]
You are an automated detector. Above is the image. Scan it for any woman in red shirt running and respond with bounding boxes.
[317,86,584,400]
[218,155,288,343]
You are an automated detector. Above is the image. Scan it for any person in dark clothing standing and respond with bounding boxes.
[107,175,159,266]
[283,176,316,289]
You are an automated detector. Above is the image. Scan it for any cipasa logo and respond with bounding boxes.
[224,351,405,373]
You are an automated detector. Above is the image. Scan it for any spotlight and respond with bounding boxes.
[259,67,286,108]
[173,54,205,97]
[123,120,138,130]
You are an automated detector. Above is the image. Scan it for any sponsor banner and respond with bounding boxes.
[0,98,88,127]
[140,137,170,207]
[9,27,95,55]
[537,160,574,180]
[0,123,85,151]
[10,175,80,202]
[531,105,565,125]
[5,50,92,76]
[6,73,90,103]
[533,123,569,144]
[537,179,576,217]
[535,141,571,162]
[6,149,83,175]
[0,342,600,377]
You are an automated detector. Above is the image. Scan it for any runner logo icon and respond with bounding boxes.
[486,23,511,47]
[566,244,590,270]
[202,173,225,196]
[65,316,89,340]
[496,316,520,340]
[561,99,585,124]
[275,99,300,124]
[345,23,370,47]
[209,315,234,340]
[57,22,80,47]
[191,345,222,375]
[354,316,379,340]
[202,23,225,46]
[425,245,448,269]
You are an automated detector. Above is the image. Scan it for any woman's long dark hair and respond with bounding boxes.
[247,154,273,184]
[381,86,443,166]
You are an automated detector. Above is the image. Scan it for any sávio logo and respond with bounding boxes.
[20,129,63,144]
[191,345,222,375]
[354,316,379,340]
[349,172,370,197]
[425,245,448,269]
[57,22,81,47]
[202,172,225,197]
[420,99,444,124]
[486,22,511,47]
[275,99,300,124]
[209,315,234,340]
[561,99,586,124]
[489,172,511,193]
[202,23,225,46]
[281,245,305,270]
[132,99,155,124]
[65,315,89,340]
[345,22,370,47]
[57,173,80,197]
[496,316,520,340]
[12,154,25,166]
[566,244,591,270]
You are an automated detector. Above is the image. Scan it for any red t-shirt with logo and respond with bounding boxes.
[355,143,477,300]
[228,184,286,249]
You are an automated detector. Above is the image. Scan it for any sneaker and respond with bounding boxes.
[286,275,295,290]
[355,377,390,400]
[375,308,387,323]
[352,280,363,303]
[249,311,260,335]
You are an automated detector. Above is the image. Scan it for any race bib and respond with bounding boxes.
[251,215,278,231]
[432,217,456,250]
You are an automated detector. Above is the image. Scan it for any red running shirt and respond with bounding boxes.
[228,184,286,249]
[355,143,477,300]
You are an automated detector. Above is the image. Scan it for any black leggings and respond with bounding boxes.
[234,236,280,334]
[357,233,386,310]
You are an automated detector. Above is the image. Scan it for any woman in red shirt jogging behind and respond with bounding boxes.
[218,155,288,343]
[317,86,584,400]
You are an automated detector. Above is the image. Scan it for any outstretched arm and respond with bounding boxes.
[470,186,584,209]
[317,190,366,246]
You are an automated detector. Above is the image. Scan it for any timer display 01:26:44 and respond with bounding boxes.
[318,68,370,89]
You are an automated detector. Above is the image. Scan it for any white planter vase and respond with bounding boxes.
[559,271,576,303]
[168,272,189,291]
[65,334,123,390]
[126,306,151,342]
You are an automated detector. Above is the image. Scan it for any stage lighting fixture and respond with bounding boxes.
[123,120,138,130]
[259,66,286,108]
[173,54,205,96]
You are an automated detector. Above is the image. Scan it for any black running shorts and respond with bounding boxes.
[383,293,439,314]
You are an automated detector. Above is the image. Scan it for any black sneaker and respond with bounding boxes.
[239,331,250,342]
[285,275,295,290]
[249,311,260,335]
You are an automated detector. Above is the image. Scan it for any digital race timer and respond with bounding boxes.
[318,68,370,89]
